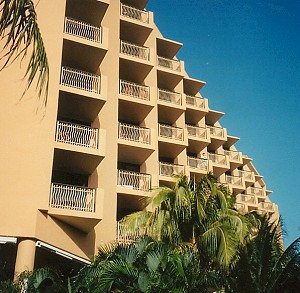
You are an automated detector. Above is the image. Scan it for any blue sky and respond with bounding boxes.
[147,0,300,246]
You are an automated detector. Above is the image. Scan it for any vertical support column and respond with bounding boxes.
[14,239,36,278]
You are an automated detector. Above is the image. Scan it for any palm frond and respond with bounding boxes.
[0,0,49,109]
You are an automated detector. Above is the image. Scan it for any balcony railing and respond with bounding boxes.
[64,17,102,43]
[158,89,182,105]
[117,170,151,191]
[157,56,181,72]
[120,3,149,24]
[239,195,256,204]
[120,40,150,60]
[247,187,265,197]
[259,202,274,211]
[207,126,225,138]
[50,183,95,212]
[187,157,208,171]
[118,122,150,144]
[119,80,150,101]
[186,95,206,109]
[208,153,228,166]
[235,203,246,212]
[226,175,243,187]
[225,150,242,162]
[55,121,98,149]
[238,170,255,181]
[158,124,184,141]
[117,221,141,243]
[186,125,207,139]
[60,67,101,94]
[159,162,184,177]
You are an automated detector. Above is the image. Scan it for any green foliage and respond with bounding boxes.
[0,0,49,109]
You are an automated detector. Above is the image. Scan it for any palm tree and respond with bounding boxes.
[121,174,252,270]
[0,0,49,107]
[71,236,210,293]
[225,215,300,292]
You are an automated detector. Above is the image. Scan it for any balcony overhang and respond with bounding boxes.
[118,142,154,165]
[187,137,210,154]
[157,37,182,59]
[223,135,239,149]
[120,57,153,84]
[206,109,224,125]
[53,147,104,174]
[62,38,107,73]
[183,77,206,95]
[158,140,186,158]
[158,103,184,123]
[58,90,105,123]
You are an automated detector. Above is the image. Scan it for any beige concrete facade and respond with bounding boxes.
[0,0,278,275]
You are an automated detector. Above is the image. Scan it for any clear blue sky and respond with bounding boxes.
[147,0,300,246]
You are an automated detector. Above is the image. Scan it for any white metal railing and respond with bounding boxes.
[239,194,256,204]
[159,162,184,176]
[117,170,151,191]
[208,153,228,166]
[225,150,242,162]
[259,202,274,211]
[50,183,95,212]
[235,203,246,212]
[158,124,184,141]
[117,221,141,243]
[226,175,243,187]
[186,95,206,109]
[158,89,182,105]
[207,126,225,138]
[118,122,150,144]
[119,80,150,101]
[238,170,255,181]
[157,56,181,72]
[120,40,150,60]
[187,157,208,171]
[120,3,149,23]
[247,187,265,197]
[56,121,98,149]
[64,17,102,43]
[60,67,101,94]
[186,125,207,139]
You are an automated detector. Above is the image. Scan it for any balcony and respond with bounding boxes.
[238,170,255,185]
[186,125,207,140]
[247,187,265,197]
[159,162,184,177]
[186,95,206,110]
[119,79,150,101]
[117,221,141,244]
[208,153,229,176]
[224,150,243,170]
[50,183,95,212]
[238,194,256,204]
[55,121,98,149]
[64,17,102,43]
[158,124,184,141]
[117,170,151,192]
[208,126,226,139]
[120,40,150,61]
[259,202,275,212]
[118,122,150,144]
[187,156,208,173]
[60,66,101,95]
[48,183,102,232]
[158,88,182,106]
[226,175,245,192]
[157,56,181,72]
[120,3,149,24]
[235,203,246,213]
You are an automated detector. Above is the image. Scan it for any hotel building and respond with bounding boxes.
[0,0,278,277]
